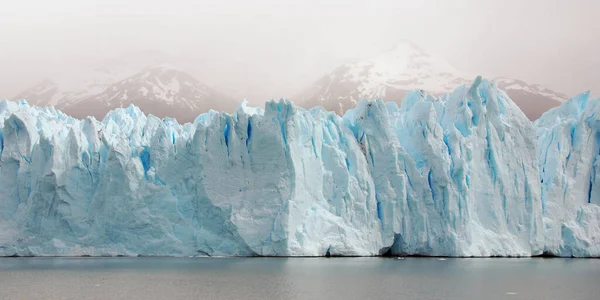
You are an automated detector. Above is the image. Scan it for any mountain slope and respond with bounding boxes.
[298,41,567,120]
[13,65,134,109]
[494,77,567,120]
[13,52,174,109]
[65,65,238,121]
[14,58,238,122]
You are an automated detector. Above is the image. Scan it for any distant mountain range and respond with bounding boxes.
[13,42,569,121]
[64,65,236,121]
[14,57,238,122]
[297,41,568,120]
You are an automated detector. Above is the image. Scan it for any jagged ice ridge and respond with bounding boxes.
[0,77,598,257]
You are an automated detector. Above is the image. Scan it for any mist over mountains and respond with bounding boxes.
[297,41,568,120]
[13,41,570,122]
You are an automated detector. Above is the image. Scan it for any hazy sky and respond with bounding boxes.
[1,0,598,103]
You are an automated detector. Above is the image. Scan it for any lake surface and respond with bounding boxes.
[0,257,598,300]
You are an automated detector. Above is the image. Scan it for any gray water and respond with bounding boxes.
[0,258,598,300]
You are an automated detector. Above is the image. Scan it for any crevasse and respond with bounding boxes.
[0,77,598,257]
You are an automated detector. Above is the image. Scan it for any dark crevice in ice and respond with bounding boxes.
[246,118,252,148]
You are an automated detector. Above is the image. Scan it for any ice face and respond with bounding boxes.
[0,98,386,256]
[345,77,543,256]
[536,92,600,257]
[0,77,597,257]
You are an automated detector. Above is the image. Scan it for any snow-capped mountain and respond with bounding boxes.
[14,52,173,109]
[14,56,238,122]
[298,40,567,120]
[493,77,568,120]
[13,65,136,109]
[64,65,238,121]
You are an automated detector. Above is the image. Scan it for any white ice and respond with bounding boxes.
[0,77,597,257]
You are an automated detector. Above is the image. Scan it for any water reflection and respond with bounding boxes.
[0,257,597,300]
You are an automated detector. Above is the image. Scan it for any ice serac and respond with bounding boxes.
[536,92,600,257]
[0,77,596,257]
[343,77,543,256]
[0,98,385,256]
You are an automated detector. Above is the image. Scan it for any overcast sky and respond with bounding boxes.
[1,0,598,103]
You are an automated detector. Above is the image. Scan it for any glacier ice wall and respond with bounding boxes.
[0,77,597,257]
[0,98,385,256]
[536,92,600,256]
[343,77,543,256]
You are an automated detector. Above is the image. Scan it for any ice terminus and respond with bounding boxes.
[537,91,600,257]
[343,76,544,257]
[0,76,598,257]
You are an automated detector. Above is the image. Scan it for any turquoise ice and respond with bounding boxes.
[0,77,597,257]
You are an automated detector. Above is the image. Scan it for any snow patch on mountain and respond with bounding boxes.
[14,62,237,122]
[299,40,567,120]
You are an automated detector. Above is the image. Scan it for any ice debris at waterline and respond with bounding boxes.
[0,77,598,257]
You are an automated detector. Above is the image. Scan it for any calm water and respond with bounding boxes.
[0,257,598,300]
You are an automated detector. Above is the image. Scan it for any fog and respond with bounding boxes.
[1,0,598,104]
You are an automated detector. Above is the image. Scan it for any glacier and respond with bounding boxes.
[0,76,598,257]
[536,91,600,256]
